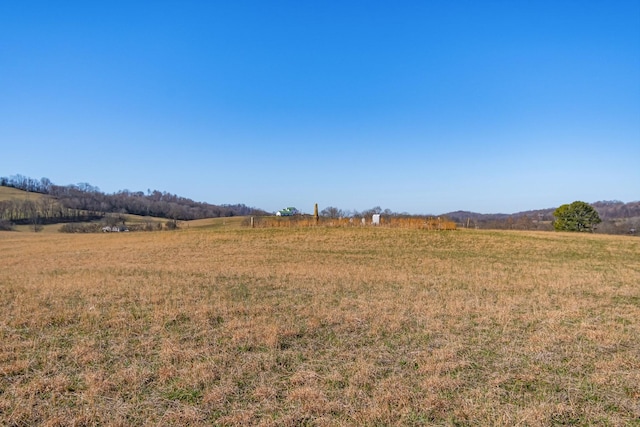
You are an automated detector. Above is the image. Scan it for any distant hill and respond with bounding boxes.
[590,200,640,220]
[0,185,49,201]
[445,201,640,222]
[2,174,637,235]
[0,174,269,229]
[444,208,553,225]
[444,201,640,235]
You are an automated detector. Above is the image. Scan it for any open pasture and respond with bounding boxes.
[0,227,638,426]
[0,186,48,202]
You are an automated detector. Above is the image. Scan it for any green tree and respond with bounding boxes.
[553,201,601,232]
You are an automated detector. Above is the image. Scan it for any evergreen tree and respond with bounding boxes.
[553,201,601,232]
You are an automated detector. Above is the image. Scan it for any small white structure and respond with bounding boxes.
[372,214,381,225]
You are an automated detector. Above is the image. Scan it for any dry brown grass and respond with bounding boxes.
[0,187,48,202]
[1,227,639,425]
[252,216,456,230]
[184,216,247,230]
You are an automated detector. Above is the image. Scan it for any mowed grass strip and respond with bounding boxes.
[0,228,639,426]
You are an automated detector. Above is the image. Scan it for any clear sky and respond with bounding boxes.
[1,1,639,215]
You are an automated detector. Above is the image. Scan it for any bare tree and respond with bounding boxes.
[320,206,344,218]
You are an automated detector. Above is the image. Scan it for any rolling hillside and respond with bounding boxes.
[0,185,49,202]
[1,175,638,235]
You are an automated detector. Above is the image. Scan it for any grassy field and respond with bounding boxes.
[0,227,638,426]
[183,216,247,230]
[0,186,48,202]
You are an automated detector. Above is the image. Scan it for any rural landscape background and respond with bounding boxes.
[1,175,640,425]
[1,174,639,235]
[2,0,639,425]
[1,1,638,214]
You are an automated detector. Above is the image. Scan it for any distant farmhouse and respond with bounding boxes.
[275,207,299,217]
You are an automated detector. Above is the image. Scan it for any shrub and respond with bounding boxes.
[0,219,14,231]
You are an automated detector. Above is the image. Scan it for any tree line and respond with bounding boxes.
[0,197,101,225]
[319,205,552,231]
[319,202,639,235]
[0,174,268,229]
[2,174,637,235]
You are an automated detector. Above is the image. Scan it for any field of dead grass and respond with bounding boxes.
[1,227,639,426]
[0,187,49,202]
[184,216,247,230]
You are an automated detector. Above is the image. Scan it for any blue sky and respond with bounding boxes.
[1,1,638,214]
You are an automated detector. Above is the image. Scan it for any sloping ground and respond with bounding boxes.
[1,186,172,233]
[13,223,63,234]
[1,228,638,425]
[1,187,251,232]
[0,186,48,202]
[183,216,248,229]
[1,188,53,232]
[10,213,245,234]
[12,214,169,234]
